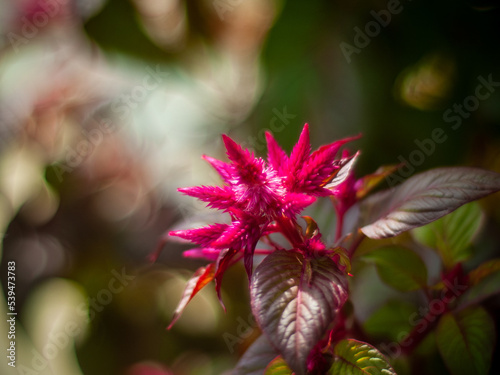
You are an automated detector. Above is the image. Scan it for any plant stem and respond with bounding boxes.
[335,209,344,243]
[347,230,365,258]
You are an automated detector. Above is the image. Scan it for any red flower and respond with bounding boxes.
[165,124,359,327]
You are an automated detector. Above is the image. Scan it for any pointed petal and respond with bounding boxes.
[281,193,316,217]
[222,134,253,167]
[182,248,220,261]
[319,133,363,159]
[287,123,311,174]
[169,223,228,247]
[211,220,246,249]
[266,131,289,175]
[295,135,361,195]
[202,155,233,183]
[296,144,339,194]
[167,263,216,329]
[178,185,235,211]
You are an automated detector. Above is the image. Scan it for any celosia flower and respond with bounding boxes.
[164,123,359,328]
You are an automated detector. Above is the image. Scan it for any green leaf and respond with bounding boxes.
[363,300,416,342]
[362,246,427,291]
[233,335,278,375]
[264,356,293,375]
[329,339,396,375]
[436,306,495,375]
[412,202,483,268]
[360,167,500,239]
[251,250,349,375]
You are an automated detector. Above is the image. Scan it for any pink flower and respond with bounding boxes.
[164,124,359,327]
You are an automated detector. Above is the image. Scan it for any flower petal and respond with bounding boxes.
[265,131,289,175]
[178,185,235,211]
[169,223,229,247]
[287,123,311,175]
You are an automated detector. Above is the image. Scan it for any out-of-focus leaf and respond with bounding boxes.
[329,339,396,375]
[362,246,427,292]
[363,300,416,342]
[412,202,483,268]
[167,263,216,329]
[436,306,495,375]
[359,167,500,239]
[251,250,348,375]
[233,335,278,375]
[355,164,401,200]
[458,270,500,309]
[264,356,293,375]
[469,258,500,285]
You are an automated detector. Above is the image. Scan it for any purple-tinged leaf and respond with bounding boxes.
[264,356,293,375]
[233,335,278,375]
[168,263,216,329]
[362,246,428,292]
[251,250,348,374]
[325,152,360,190]
[436,306,495,375]
[328,339,396,375]
[360,167,500,239]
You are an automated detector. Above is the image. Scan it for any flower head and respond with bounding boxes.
[164,123,360,328]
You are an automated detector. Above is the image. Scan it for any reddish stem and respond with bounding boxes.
[400,264,469,354]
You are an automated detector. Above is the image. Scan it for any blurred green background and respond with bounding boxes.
[1,0,499,374]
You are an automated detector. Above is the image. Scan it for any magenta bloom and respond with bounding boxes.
[165,124,359,327]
